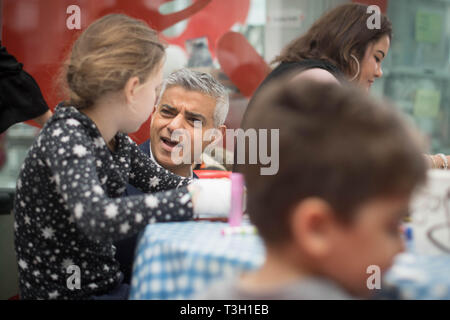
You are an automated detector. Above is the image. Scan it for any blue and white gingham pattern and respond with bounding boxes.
[129,221,450,300]
[384,253,450,299]
[129,221,265,300]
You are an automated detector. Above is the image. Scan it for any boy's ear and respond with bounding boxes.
[290,198,336,258]
[124,76,141,106]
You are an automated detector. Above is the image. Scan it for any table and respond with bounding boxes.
[129,221,450,300]
[129,221,264,300]
[383,253,450,299]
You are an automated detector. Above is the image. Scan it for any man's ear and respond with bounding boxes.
[204,125,226,146]
[124,76,141,107]
[210,125,226,145]
[290,198,337,259]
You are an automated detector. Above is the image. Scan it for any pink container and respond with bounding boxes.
[229,173,244,226]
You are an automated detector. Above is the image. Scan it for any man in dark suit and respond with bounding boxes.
[117,68,230,285]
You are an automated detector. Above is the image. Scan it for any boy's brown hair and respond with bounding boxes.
[241,79,426,245]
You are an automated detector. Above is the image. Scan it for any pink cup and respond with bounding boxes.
[229,173,244,226]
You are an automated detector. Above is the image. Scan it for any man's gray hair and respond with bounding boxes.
[158,68,229,127]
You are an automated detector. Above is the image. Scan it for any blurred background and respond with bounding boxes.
[1,0,450,299]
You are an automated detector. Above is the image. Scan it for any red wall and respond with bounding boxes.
[2,0,249,142]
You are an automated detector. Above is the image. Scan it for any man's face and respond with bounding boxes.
[150,85,218,173]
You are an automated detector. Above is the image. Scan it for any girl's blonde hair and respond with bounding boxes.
[60,14,165,108]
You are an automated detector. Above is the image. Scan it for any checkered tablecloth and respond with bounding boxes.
[383,253,450,299]
[129,221,265,300]
[129,221,450,300]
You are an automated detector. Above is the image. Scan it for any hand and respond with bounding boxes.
[426,153,450,169]
[188,179,231,219]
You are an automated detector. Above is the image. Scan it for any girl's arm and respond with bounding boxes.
[126,135,192,192]
[44,127,194,243]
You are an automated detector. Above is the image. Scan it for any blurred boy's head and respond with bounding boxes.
[241,80,427,297]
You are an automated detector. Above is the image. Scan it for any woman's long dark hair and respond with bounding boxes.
[272,3,392,78]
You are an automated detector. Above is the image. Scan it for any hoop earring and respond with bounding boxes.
[349,54,360,82]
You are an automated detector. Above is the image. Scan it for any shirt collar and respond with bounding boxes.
[147,140,193,178]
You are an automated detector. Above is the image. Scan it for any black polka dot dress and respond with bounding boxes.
[13,105,194,299]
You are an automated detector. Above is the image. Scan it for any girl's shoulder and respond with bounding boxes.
[35,106,98,155]
[43,105,103,139]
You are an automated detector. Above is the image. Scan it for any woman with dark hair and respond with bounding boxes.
[270,3,391,91]
[241,3,448,170]
[252,3,392,98]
